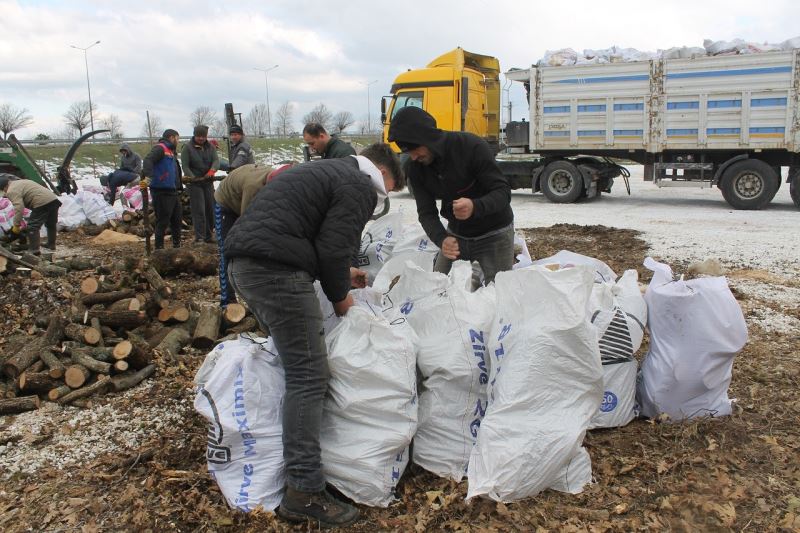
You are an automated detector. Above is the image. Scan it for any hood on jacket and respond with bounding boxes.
[387,106,446,158]
[352,155,387,215]
[119,142,132,154]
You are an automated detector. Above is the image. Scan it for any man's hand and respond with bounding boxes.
[452,197,474,220]
[10,225,21,235]
[350,267,368,288]
[441,236,460,260]
[181,175,193,184]
[139,178,149,190]
[333,293,354,317]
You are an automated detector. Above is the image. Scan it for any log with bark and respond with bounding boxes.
[150,248,217,277]
[86,310,148,329]
[81,289,136,307]
[57,376,111,405]
[108,297,142,312]
[18,372,59,394]
[157,305,190,324]
[192,304,221,350]
[70,351,112,375]
[153,328,191,362]
[0,395,40,415]
[112,333,152,370]
[226,316,263,336]
[111,364,156,392]
[64,364,92,389]
[64,323,102,346]
[3,315,64,378]
[80,276,100,295]
[142,266,173,299]
[48,385,72,401]
[60,342,115,362]
[222,303,247,328]
[54,257,96,272]
[39,350,65,379]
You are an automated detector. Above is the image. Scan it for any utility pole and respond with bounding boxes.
[70,40,101,131]
[365,80,378,134]
[254,65,279,137]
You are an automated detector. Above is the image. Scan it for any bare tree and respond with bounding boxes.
[190,106,218,128]
[302,103,333,131]
[274,101,294,137]
[141,113,163,139]
[244,104,269,137]
[210,118,227,138]
[100,114,124,139]
[63,101,94,136]
[332,111,355,134]
[0,103,34,139]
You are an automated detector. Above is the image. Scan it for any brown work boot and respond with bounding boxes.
[277,487,359,528]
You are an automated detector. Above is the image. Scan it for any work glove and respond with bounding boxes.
[181,175,194,184]
[205,169,216,178]
[10,225,21,235]
[139,178,149,190]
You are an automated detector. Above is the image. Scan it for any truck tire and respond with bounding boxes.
[540,161,584,203]
[790,168,800,208]
[719,159,779,210]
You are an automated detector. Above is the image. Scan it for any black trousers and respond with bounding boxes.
[150,189,182,249]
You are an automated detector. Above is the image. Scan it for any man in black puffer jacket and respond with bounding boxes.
[224,143,403,528]
[388,106,514,286]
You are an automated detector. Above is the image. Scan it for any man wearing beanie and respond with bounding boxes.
[181,124,220,243]
[387,106,514,286]
[224,144,403,528]
[227,124,255,171]
[0,174,61,255]
[141,129,183,249]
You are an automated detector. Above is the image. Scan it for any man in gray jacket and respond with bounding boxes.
[100,143,142,205]
[227,125,255,170]
[181,125,220,243]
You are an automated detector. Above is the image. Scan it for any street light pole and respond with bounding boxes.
[254,65,279,137]
[365,79,378,134]
[70,40,101,132]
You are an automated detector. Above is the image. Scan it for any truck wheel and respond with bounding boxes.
[790,168,800,208]
[720,159,779,210]
[540,161,584,203]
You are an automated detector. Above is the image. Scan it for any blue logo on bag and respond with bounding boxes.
[400,301,414,315]
[600,391,618,412]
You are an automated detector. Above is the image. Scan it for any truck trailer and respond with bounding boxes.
[382,48,800,209]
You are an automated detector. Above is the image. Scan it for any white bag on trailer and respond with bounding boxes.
[588,269,647,429]
[637,258,747,421]
[384,261,496,481]
[467,266,603,502]
[194,335,285,512]
[320,307,418,507]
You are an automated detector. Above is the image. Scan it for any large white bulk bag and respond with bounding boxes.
[384,261,496,481]
[637,258,747,421]
[194,335,285,512]
[356,212,402,281]
[467,266,603,502]
[531,249,617,283]
[320,307,418,507]
[588,269,647,429]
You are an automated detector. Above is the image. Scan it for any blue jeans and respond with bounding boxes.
[102,170,139,205]
[228,256,329,492]
[434,224,515,287]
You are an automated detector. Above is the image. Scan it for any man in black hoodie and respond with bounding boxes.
[387,106,514,285]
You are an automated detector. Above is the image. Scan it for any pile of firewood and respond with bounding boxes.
[0,256,256,416]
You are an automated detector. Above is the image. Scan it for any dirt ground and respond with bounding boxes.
[1,224,799,532]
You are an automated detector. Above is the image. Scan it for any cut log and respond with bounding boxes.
[81,289,136,307]
[0,395,40,415]
[39,350,66,379]
[86,310,147,329]
[28,360,45,373]
[90,317,105,347]
[64,323,101,346]
[109,297,141,312]
[222,303,247,327]
[125,333,154,370]
[112,340,133,360]
[48,385,72,401]
[81,276,100,295]
[150,248,217,277]
[113,360,129,373]
[143,266,172,298]
[19,372,59,394]
[158,305,190,323]
[145,326,172,349]
[226,315,261,336]
[153,328,191,362]
[64,364,91,388]
[3,315,64,378]
[70,351,112,374]
[57,376,111,405]
[70,398,94,408]
[60,342,116,362]
[192,305,222,350]
[0,256,7,273]
[111,364,156,393]
[55,257,96,272]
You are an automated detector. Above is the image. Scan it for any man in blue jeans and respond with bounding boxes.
[100,143,142,205]
[224,144,403,528]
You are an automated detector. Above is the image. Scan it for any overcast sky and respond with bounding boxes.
[2,0,798,139]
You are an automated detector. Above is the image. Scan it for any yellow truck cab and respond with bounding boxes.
[382,48,501,152]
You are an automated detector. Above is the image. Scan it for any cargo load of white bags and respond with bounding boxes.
[320,307,418,507]
[384,261,496,481]
[193,335,286,512]
[637,257,748,421]
[467,266,603,502]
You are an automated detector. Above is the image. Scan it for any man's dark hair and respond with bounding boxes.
[359,143,405,192]
[302,123,327,136]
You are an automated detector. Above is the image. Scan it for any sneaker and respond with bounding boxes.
[277,487,359,529]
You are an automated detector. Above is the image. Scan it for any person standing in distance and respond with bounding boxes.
[181,125,220,243]
[141,129,183,249]
[388,106,514,286]
[227,124,255,171]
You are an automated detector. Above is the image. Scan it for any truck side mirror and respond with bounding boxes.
[380,97,387,124]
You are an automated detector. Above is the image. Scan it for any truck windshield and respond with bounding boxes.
[391,91,424,119]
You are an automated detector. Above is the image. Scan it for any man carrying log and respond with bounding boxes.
[224,144,403,527]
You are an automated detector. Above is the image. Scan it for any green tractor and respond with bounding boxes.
[0,130,108,194]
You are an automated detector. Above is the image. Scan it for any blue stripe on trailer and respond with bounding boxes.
[543,105,570,113]
[553,74,650,84]
[751,97,787,107]
[708,99,741,108]
[667,128,698,135]
[578,130,606,136]
[613,103,644,111]
[544,131,570,137]
[667,101,699,110]
[578,104,606,112]
[667,66,792,79]
[707,128,741,135]
[613,129,643,136]
[749,126,785,134]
